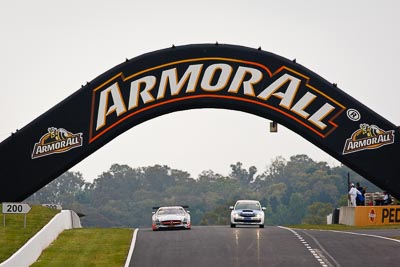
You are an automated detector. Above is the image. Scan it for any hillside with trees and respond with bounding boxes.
[27,154,382,227]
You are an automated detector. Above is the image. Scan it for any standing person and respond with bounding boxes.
[383,191,392,205]
[356,182,366,206]
[348,183,362,207]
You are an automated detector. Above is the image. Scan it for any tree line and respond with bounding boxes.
[26,154,381,227]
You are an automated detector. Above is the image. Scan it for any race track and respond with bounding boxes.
[128,226,400,267]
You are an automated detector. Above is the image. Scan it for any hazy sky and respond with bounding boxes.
[1,1,399,182]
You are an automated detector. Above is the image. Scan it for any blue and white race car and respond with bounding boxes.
[230,200,266,228]
[152,206,191,231]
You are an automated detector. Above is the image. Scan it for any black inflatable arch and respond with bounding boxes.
[0,44,399,201]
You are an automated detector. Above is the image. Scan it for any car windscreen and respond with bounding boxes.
[157,208,185,215]
[235,202,261,210]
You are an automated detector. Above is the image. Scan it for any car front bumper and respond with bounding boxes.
[152,220,191,230]
[231,216,264,225]
[233,218,262,224]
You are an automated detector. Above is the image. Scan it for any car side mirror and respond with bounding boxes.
[152,211,155,214]
[229,206,234,210]
[262,207,266,211]
[187,211,190,213]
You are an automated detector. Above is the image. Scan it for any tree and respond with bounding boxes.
[198,170,224,182]
[142,165,175,191]
[302,202,333,225]
[229,162,257,185]
[263,156,287,184]
[25,154,375,228]
[28,171,88,205]
[286,193,307,224]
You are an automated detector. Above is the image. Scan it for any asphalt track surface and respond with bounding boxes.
[128,226,400,267]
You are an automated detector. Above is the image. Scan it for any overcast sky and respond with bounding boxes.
[1,1,399,182]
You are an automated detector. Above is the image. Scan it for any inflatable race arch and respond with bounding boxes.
[0,44,399,201]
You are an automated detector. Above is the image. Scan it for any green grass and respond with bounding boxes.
[31,228,133,267]
[0,205,59,262]
[286,224,400,240]
[286,224,400,231]
[1,205,133,266]
[287,224,400,240]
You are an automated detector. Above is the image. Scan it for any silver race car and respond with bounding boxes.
[230,200,266,228]
[152,206,191,231]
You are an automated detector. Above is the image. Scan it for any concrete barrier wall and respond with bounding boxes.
[0,210,81,267]
[339,207,355,226]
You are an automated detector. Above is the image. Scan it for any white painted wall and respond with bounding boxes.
[326,213,333,224]
[0,210,82,267]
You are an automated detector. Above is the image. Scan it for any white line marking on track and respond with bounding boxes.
[279,226,334,267]
[124,228,139,267]
[296,228,400,266]
[300,230,340,267]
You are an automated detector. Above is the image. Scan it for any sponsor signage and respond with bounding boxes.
[89,58,346,142]
[368,208,376,223]
[381,207,400,223]
[32,127,83,159]
[343,123,395,154]
[0,44,398,203]
[353,206,400,226]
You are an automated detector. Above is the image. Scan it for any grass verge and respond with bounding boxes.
[0,205,59,263]
[286,224,400,240]
[31,228,133,267]
[286,224,400,231]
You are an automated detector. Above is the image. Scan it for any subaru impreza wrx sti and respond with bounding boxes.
[230,200,266,228]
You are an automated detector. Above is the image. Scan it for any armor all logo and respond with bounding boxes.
[32,127,83,159]
[343,123,395,154]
